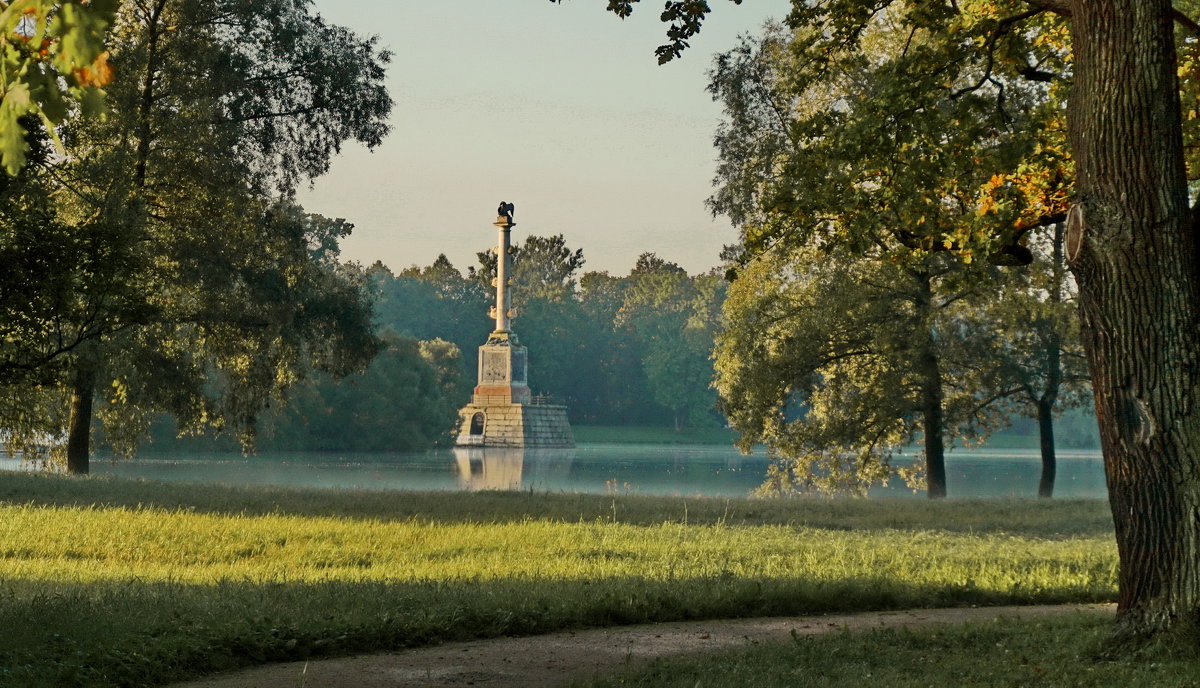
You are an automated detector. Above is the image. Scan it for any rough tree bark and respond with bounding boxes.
[1064,0,1200,637]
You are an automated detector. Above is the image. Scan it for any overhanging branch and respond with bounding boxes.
[1174,8,1200,37]
[1021,0,1072,15]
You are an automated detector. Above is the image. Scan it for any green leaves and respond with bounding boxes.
[0,0,117,174]
[713,237,1031,496]
[50,0,117,73]
[256,334,463,452]
[0,0,395,460]
[702,3,1092,496]
[710,4,1069,270]
[618,260,725,430]
[0,81,31,174]
[553,0,743,63]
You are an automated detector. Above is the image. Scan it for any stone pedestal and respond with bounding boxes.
[454,339,574,448]
[454,401,574,448]
[475,340,531,404]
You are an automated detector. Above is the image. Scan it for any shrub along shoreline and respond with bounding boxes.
[0,472,1115,687]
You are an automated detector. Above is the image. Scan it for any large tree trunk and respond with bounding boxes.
[1067,0,1200,637]
[65,366,96,475]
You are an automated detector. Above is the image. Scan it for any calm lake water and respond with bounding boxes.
[1,444,1108,499]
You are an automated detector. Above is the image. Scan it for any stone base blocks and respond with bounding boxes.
[455,401,574,448]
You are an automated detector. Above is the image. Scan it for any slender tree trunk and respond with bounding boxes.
[1068,0,1200,637]
[135,0,166,187]
[914,272,947,499]
[919,350,947,499]
[1036,223,1065,500]
[66,366,96,475]
[1036,399,1056,499]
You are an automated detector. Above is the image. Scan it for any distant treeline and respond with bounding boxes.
[370,238,726,431]
[139,229,1108,458]
[146,237,727,453]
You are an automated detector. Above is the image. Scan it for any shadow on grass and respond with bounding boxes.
[0,472,1114,538]
[0,572,1117,688]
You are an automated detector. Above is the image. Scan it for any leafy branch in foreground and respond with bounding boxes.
[0,0,118,174]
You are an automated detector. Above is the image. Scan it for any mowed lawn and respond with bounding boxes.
[0,472,1116,687]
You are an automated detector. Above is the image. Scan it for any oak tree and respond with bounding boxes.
[21,0,392,472]
[573,0,1200,641]
[706,17,1061,497]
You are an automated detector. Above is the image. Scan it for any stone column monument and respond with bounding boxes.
[454,203,574,448]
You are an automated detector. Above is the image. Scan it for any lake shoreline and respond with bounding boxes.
[2,443,1108,500]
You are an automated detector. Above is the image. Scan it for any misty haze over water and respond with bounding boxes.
[1,445,1107,499]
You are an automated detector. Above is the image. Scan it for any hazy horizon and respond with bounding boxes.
[298,0,790,276]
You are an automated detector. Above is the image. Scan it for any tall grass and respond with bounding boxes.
[0,472,1116,687]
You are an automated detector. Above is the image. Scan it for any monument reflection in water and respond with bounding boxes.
[451,447,576,491]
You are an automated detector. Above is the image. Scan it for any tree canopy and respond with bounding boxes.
[575,0,1200,642]
[0,0,393,471]
[705,15,1085,498]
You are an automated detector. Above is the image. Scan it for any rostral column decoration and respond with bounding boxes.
[489,201,516,342]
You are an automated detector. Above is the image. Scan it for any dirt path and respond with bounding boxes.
[172,604,1114,688]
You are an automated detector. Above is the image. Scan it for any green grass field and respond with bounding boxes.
[584,613,1200,688]
[0,472,1116,687]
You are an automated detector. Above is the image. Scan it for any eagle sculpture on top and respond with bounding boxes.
[497,201,515,221]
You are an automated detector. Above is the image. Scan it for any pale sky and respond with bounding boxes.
[299,0,789,277]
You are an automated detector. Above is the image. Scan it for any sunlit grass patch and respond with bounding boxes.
[0,472,1116,687]
[0,503,1114,590]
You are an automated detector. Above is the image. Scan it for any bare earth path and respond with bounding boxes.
[173,604,1114,688]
